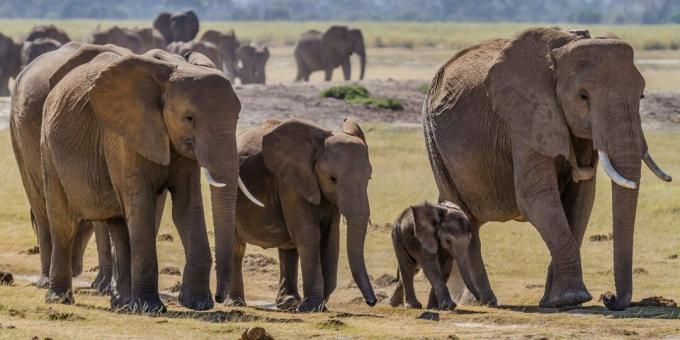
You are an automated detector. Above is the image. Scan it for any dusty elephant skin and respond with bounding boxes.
[294,26,366,82]
[422,27,672,310]
[389,201,482,311]
[229,118,377,312]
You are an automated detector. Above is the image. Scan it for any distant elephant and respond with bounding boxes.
[0,32,22,95]
[33,44,261,313]
[20,38,62,66]
[229,118,377,312]
[131,27,167,52]
[200,30,240,81]
[167,41,222,71]
[237,43,269,84]
[294,26,366,81]
[89,26,145,54]
[389,201,481,310]
[422,27,672,310]
[153,10,199,43]
[25,24,70,44]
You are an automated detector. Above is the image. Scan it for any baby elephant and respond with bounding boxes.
[389,201,480,310]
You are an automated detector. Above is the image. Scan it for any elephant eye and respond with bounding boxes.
[579,92,589,101]
[184,116,193,122]
[641,93,645,99]
[330,176,337,184]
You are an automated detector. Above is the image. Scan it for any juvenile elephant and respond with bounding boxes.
[389,201,482,311]
[89,26,145,54]
[294,26,366,81]
[131,27,167,52]
[25,24,70,44]
[237,43,269,84]
[422,27,672,310]
[200,30,240,81]
[153,10,199,43]
[21,38,62,66]
[229,118,377,312]
[0,32,22,95]
[36,45,261,312]
[167,41,222,73]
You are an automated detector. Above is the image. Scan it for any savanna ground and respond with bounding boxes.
[0,20,679,339]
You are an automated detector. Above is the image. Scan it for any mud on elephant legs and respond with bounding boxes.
[276,248,302,311]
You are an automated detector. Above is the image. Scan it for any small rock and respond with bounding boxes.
[417,311,439,321]
[589,233,612,242]
[157,233,174,242]
[7,325,15,329]
[668,254,678,260]
[19,246,40,255]
[525,283,544,289]
[374,273,397,288]
[160,266,181,276]
[633,267,649,275]
[87,265,99,272]
[0,271,13,285]
[156,319,168,324]
[241,326,274,340]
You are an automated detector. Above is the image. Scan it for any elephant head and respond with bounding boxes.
[132,27,167,52]
[322,26,366,80]
[262,118,377,306]
[489,28,672,310]
[153,12,173,43]
[200,30,240,81]
[25,24,71,44]
[20,38,62,67]
[89,26,144,54]
[0,32,22,95]
[236,43,269,84]
[167,41,222,72]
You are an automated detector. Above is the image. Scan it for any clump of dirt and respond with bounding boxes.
[157,233,174,242]
[417,311,439,321]
[0,271,13,285]
[316,319,346,330]
[668,254,678,260]
[633,267,649,275]
[243,254,277,273]
[374,273,397,288]
[525,283,544,289]
[87,265,99,272]
[46,308,84,321]
[589,233,613,242]
[167,281,181,293]
[160,266,181,276]
[7,308,25,318]
[631,296,677,307]
[19,246,40,255]
[241,326,274,340]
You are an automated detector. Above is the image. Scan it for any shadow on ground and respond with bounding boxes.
[495,305,680,319]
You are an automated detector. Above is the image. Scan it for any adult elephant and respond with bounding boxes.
[89,26,145,54]
[237,43,269,84]
[0,32,22,95]
[422,27,672,310]
[131,27,167,52]
[153,10,199,43]
[294,26,366,82]
[25,24,70,44]
[34,44,261,312]
[200,30,240,81]
[21,38,62,66]
[167,41,221,72]
[229,118,377,312]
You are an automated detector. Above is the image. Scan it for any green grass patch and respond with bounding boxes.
[320,84,403,110]
[417,83,430,94]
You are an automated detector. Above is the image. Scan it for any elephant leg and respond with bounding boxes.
[512,143,591,308]
[33,206,52,289]
[392,235,420,309]
[294,56,307,82]
[91,222,113,295]
[324,68,333,81]
[428,255,454,309]
[169,166,213,311]
[420,253,455,310]
[320,215,339,302]
[71,221,94,278]
[154,190,167,234]
[107,217,131,309]
[276,248,301,311]
[389,274,404,307]
[341,58,351,81]
[226,238,246,307]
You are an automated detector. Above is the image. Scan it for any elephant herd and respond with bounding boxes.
[7,26,674,316]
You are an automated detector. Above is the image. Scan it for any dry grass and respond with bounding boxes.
[1,124,679,339]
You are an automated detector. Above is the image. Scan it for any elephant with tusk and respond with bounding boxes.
[422,27,671,311]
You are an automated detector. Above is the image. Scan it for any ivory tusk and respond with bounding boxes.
[643,151,672,182]
[598,150,637,189]
[239,176,265,207]
[201,167,226,188]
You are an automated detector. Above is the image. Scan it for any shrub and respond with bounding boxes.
[643,39,667,50]
[320,84,369,100]
[348,97,404,111]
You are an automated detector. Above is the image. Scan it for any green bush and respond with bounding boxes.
[320,84,403,111]
[348,97,404,110]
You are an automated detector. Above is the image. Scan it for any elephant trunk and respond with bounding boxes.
[341,192,376,306]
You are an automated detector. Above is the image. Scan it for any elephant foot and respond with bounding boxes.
[127,294,167,314]
[179,286,214,311]
[601,292,631,311]
[388,294,403,308]
[45,288,74,305]
[437,299,457,311]
[296,297,328,313]
[276,294,301,311]
[90,270,112,295]
[539,268,591,308]
[36,274,50,289]
[225,296,247,307]
[215,282,229,304]
[405,300,422,309]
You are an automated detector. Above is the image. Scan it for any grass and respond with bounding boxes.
[1,125,680,338]
[320,84,403,110]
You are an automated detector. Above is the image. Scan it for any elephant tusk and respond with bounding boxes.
[643,151,672,182]
[201,167,226,188]
[238,176,265,207]
[598,150,637,190]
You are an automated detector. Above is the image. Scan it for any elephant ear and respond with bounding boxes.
[411,204,440,254]
[342,117,366,144]
[89,55,175,165]
[237,44,255,62]
[262,119,331,205]
[49,43,131,88]
[322,26,351,55]
[153,12,172,42]
[489,28,581,159]
[186,10,200,41]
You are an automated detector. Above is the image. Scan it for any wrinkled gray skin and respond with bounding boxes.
[25,24,71,44]
[153,10,199,43]
[389,201,482,310]
[167,41,222,73]
[0,32,22,96]
[237,43,269,84]
[423,27,671,310]
[231,118,377,312]
[21,38,62,67]
[294,26,366,81]
[89,26,145,54]
[200,30,240,81]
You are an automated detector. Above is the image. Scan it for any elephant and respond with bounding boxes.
[237,43,269,84]
[30,43,260,312]
[229,118,377,312]
[389,201,482,311]
[294,26,366,82]
[89,26,145,54]
[422,27,672,310]
[131,27,167,52]
[25,24,70,44]
[167,41,222,72]
[153,10,199,43]
[200,30,240,81]
[0,32,22,95]
[21,38,62,67]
